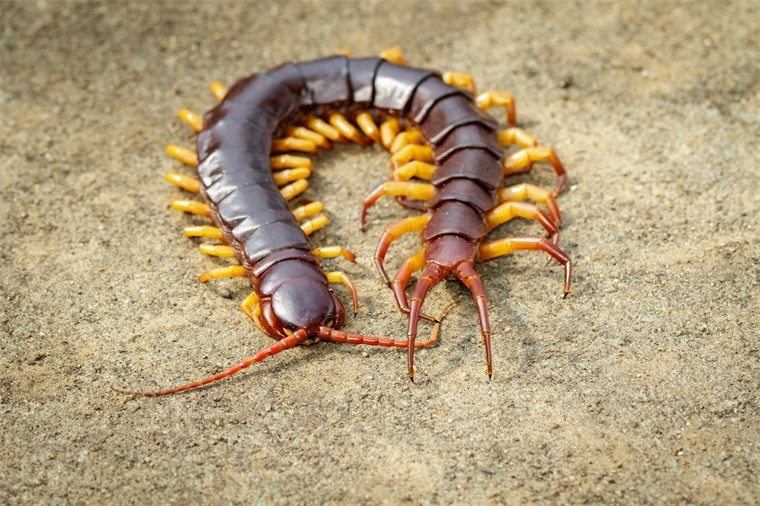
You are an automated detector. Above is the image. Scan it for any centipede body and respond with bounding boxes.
[117,49,572,396]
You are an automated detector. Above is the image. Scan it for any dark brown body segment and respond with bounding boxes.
[205,54,564,389]
[194,55,507,335]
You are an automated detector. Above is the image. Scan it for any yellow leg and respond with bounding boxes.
[184,225,224,240]
[271,137,318,154]
[374,214,431,283]
[355,112,381,143]
[284,126,331,149]
[240,292,266,333]
[210,81,228,101]
[379,47,407,65]
[361,181,435,229]
[498,127,538,148]
[164,172,200,193]
[390,129,423,154]
[380,118,401,149]
[504,146,567,197]
[166,144,198,167]
[300,214,328,235]
[304,115,343,142]
[392,161,436,182]
[279,179,309,201]
[270,154,313,170]
[390,144,434,167]
[178,108,203,132]
[443,72,477,94]
[476,91,516,126]
[198,244,235,257]
[326,271,359,314]
[498,183,562,227]
[329,113,370,146]
[273,167,311,186]
[478,236,572,294]
[311,246,356,262]
[484,201,559,241]
[171,200,210,217]
[198,265,246,283]
[335,49,353,57]
[292,201,324,221]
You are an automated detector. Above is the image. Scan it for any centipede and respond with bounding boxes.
[116,48,572,396]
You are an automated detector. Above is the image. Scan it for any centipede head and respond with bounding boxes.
[262,278,346,341]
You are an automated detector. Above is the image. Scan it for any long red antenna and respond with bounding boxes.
[113,329,309,397]
[318,301,454,350]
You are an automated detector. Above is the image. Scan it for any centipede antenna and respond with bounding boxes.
[113,330,310,397]
[317,301,455,369]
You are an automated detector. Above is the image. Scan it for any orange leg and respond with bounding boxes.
[292,201,324,221]
[300,214,328,235]
[498,127,538,149]
[476,91,517,127]
[361,181,435,229]
[329,113,371,146]
[504,146,567,197]
[355,112,381,143]
[374,214,431,284]
[210,81,228,101]
[392,161,436,182]
[390,248,438,325]
[485,201,560,244]
[171,200,210,217]
[166,144,198,167]
[184,225,224,240]
[280,179,309,201]
[270,154,313,170]
[284,126,332,150]
[271,137,318,154]
[390,144,434,168]
[390,129,423,154]
[326,271,359,315]
[479,236,572,296]
[164,173,200,193]
[379,47,407,65]
[380,118,401,149]
[443,71,477,94]
[178,108,203,132]
[198,265,246,283]
[498,183,562,228]
[311,246,356,262]
[303,115,344,142]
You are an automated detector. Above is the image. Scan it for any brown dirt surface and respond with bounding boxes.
[1,1,758,504]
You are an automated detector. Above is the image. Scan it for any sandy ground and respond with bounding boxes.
[1,1,758,504]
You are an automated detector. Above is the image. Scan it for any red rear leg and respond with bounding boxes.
[455,262,493,378]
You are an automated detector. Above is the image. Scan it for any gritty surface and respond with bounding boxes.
[1,1,758,504]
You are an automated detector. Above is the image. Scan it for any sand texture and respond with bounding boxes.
[1,1,758,504]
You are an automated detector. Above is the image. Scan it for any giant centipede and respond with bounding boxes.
[117,48,571,396]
